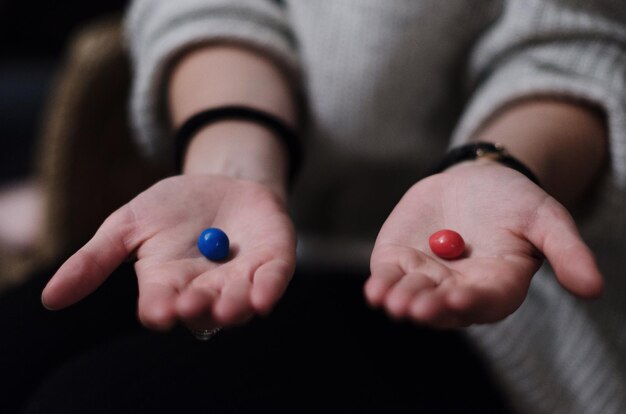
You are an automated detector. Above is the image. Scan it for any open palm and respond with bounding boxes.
[365,162,603,329]
[42,175,296,331]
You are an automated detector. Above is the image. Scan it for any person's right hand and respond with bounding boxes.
[42,174,297,332]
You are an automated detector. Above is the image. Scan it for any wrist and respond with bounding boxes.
[429,142,540,186]
[470,99,607,205]
[182,121,290,202]
[445,156,516,175]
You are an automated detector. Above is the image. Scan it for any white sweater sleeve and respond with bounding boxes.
[452,0,626,185]
[125,0,300,161]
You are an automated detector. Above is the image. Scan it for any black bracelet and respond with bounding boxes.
[427,142,540,186]
[174,105,301,183]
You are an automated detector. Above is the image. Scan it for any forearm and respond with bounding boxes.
[167,44,298,201]
[471,99,608,206]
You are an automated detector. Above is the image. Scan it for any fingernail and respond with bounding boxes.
[41,291,56,311]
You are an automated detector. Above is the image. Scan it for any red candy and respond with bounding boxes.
[429,229,465,259]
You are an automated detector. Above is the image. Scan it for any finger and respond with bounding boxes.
[137,281,178,331]
[176,285,221,330]
[408,289,452,325]
[527,198,603,299]
[250,259,294,315]
[444,279,527,325]
[364,263,406,307]
[383,273,438,319]
[177,280,220,319]
[213,277,254,325]
[407,287,469,329]
[42,206,139,310]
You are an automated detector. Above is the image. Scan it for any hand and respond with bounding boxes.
[42,174,297,331]
[364,161,603,329]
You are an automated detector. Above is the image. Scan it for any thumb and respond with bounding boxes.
[526,197,603,299]
[42,206,139,310]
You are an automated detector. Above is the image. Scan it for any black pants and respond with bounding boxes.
[0,263,513,414]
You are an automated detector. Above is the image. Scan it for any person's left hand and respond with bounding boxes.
[365,161,603,329]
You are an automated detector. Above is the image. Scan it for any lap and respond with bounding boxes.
[1,264,512,413]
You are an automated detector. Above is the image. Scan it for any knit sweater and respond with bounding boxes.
[125,1,626,413]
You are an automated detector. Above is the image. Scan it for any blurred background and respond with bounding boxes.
[0,0,130,286]
[0,0,128,182]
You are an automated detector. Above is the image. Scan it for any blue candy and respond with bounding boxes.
[197,228,230,261]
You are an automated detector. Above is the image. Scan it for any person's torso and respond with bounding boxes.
[286,0,500,241]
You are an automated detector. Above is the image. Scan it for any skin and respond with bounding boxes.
[42,45,606,331]
[366,100,606,327]
[42,45,298,332]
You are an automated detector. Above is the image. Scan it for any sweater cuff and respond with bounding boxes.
[125,1,300,163]
[451,41,626,185]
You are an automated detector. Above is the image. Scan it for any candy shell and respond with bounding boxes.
[197,228,230,261]
[429,229,465,259]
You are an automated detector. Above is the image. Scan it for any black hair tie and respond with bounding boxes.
[174,105,301,185]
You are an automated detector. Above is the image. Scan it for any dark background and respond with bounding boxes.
[0,0,128,183]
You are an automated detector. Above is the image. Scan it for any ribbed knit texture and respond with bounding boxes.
[125,0,300,162]
[125,1,626,413]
